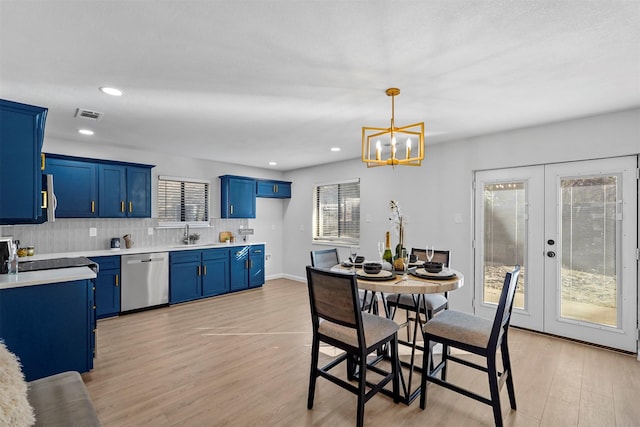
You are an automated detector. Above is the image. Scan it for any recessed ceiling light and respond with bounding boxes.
[331,147,341,152]
[78,129,94,135]
[99,87,124,96]
[268,161,277,166]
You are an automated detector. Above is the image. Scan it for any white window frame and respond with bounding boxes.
[312,178,360,245]
[157,175,210,228]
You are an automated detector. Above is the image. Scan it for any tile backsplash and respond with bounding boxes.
[1,218,249,255]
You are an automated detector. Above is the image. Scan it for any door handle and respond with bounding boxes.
[547,251,556,258]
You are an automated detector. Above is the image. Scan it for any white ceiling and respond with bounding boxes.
[1,1,639,171]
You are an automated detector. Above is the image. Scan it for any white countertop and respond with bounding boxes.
[17,241,266,262]
[1,242,264,290]
[0,267,97,290]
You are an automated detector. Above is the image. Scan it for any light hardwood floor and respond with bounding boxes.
[83,278,640,427]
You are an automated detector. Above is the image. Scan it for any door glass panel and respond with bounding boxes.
[560,175,618,327]
[483,182,526,309]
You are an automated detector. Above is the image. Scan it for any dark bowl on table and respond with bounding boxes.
[424,261,443,273]
[363,262,382,275]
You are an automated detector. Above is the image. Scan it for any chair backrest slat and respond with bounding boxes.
[310,248,340,269]
[411,248,450,267]
[306,266,360,329]
[489,266,520,349]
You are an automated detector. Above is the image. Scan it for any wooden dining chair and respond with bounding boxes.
[420,266,520,427]
[386,249,451,323]
[310,248,377,313]
[305,266,400,427]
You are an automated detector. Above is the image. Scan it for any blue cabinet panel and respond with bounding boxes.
[45,157,98,217]
[229,245,264,291]
[0,99,47,224]
[91,256,121,319]
[126,166,151,217]
[0,279,93,381]
[170,248,230,302]
[256,180,292,198]
[220,175,256,218]
[249,245,265,288]
[98,164,127,217]
[45,154,153,218]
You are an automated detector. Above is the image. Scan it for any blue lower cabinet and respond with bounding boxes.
[0,279,94,381]
[170,248,230,303]
[90,256,121,319]
[231,245,265,291]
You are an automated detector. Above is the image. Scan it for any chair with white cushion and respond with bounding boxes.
[420,266,521,427]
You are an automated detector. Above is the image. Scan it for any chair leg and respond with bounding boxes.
[308,336,320,409]
[441,343,449,381]
[501,339,517,410]
[391,334,400,404]
[356,352,367,427]
[487,353,504,427]
[419,337,432,410]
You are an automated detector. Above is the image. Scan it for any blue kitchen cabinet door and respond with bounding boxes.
[220,175,256,218]
[0,99,47,224]
[249,245,265,288]
[229,246,250,291]
[91,256,121,319]
[256,180,292,198]
[170,259,202,303]
[126,166,151,218]
[98,164,127,217]
[202,249,230,297]
[45,157,98,217]
[0,279,93,381]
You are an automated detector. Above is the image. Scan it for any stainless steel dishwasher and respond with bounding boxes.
[121,252,169,312]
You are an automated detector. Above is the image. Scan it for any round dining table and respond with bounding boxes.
[333,264,464,405]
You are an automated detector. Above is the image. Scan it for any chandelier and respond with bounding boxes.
[362,88,424,167]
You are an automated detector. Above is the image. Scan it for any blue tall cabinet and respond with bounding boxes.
[0,99,48,224]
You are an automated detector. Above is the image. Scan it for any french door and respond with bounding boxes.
[474,157,638,352]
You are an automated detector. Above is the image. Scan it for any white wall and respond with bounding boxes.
[282,108,640,314]
[39,138,289,279]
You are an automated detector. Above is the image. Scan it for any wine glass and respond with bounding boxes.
[349,246,358,266]
[426,245,435,262]
[402,248,410,281]
[377,241,385,263]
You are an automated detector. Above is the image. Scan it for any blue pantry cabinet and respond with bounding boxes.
[0,99,48,224]
[90,256,121,319]
[0,279,95,381]
[170,248,230,304]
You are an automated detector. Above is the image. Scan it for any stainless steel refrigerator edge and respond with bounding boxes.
[121,252,169,312]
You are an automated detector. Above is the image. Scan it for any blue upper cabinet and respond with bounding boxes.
[46,156,98,217]
[98,164,126,217]
[46,154,153,218]
[98,164,151,217]
[126,166,151,217]
[0,99,48,224]
[220,175,256,218]
[256,179,291,198]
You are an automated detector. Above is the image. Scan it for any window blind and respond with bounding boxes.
[158,176,209,223]
[313,179,360,244]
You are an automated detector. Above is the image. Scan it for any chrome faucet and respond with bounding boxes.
[184,223,190,245]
